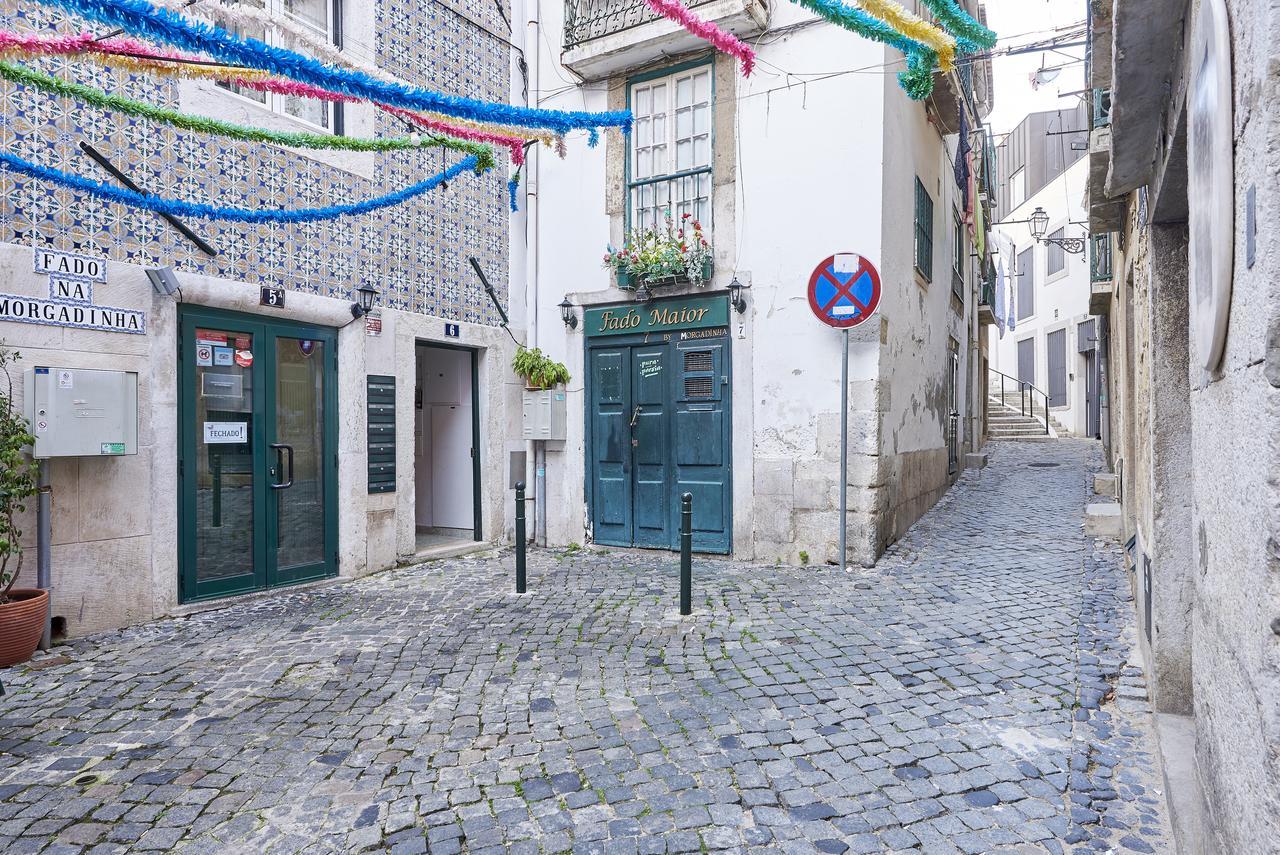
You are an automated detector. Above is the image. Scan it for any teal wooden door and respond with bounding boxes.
[587,334,731,554]
[588,346,631,546]
[673,339,731,553]
[179,307,338,603]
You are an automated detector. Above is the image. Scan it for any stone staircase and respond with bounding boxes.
[987,395,1055,440]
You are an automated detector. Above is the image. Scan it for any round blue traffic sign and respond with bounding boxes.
[807,253,882,328]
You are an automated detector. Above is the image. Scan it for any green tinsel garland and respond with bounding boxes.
[0,61,496,170]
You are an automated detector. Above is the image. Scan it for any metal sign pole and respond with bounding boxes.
[838,328,848,568]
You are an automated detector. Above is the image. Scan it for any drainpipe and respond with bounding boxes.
[525,0,546,546]
[37,459,51,650]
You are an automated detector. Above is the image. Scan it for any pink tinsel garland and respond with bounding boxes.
[0,30,528,162]
[643,0,755,75]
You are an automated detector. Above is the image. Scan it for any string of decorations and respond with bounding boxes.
[150,0,400,83]
[787,0,939,98]
[0,60,498,168]
[0,31,568,155]
[852,0,955,71]
[0,148,483,223]
[918,0,997,50]
[34,0,634,136]
[642,0,756,76]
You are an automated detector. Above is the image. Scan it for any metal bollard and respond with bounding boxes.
[515,482,526,594]
[679,492,692,616]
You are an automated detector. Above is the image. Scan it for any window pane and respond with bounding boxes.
[676,75,693,107]
[693,70,710,104]
[285,96,330,129]
[283,0,330,35]
[1047,228,1065,275]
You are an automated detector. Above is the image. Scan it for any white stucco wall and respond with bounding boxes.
[991,158,1092,435]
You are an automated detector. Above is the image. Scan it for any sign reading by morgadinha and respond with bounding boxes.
[584,294,728,337]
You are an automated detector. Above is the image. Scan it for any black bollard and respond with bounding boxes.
[515,482,526,594]
[679,492,692,616]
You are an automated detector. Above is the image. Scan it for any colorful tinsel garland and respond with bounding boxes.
[787,0,937,98]
[642,0,755,75]
[919,0,997,49]
[853,0,955,71]
[0,60,498,168]
[33,0,633,135]
[0,148,483,223]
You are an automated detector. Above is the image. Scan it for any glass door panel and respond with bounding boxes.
[270,336,329,583]
[188,324,263,596]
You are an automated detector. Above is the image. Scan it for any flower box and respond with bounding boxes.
[603,215,713,290]
[615,270,635,290]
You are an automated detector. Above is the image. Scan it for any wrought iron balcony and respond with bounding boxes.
[1089,233,1114,314]
[564,0,719,49]
[1092,88,1112,129]
[561,0,767,80]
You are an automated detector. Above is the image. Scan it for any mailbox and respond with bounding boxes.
[24,367,139,458]
[521,389,567,441]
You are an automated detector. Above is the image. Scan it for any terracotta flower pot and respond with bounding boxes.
[0,588,48,667]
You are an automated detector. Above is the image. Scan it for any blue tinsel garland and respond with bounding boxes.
[919,0,998,49]
[36,0,633,137]
[0,150,482,223]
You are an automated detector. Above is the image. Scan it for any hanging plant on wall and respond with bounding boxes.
[603,214,713,289]
[0,343,47,667]
[513,346,571,390]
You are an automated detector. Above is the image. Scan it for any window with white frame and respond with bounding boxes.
[628,64,712,232]
[218,0,342,131]
[1009,166,1026,211]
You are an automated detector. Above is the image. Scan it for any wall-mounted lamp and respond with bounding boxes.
[728,275,751,314]
[634,284,652,303]
[1028,206,1086,255]
[351,284,378,318]
[559,297,578,329]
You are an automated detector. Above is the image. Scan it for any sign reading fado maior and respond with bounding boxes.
[585,295,728,337]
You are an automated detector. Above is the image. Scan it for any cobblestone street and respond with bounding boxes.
[0,440,1172,854]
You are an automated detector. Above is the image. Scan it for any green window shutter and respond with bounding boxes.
[914,177,934,282]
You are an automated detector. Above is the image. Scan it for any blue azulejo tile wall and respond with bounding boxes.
[0,0,511,325]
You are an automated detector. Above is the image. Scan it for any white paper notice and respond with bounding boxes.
[832,305,858,316]
[203,422,248,444]
[834,254,860,274]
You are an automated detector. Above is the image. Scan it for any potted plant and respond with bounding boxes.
[512,345,570,390]
[0,344,44,667]
[603,213,713,289]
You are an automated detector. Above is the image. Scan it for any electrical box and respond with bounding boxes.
[24,367,139,458]
[521,389,567,441]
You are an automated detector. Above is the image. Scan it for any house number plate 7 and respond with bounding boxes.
[260,286,286,308]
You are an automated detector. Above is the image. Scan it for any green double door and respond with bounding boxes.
[588,333,732,554]
[178,307,338,603]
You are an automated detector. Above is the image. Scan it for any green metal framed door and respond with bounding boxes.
[630,343,672,549]
[588,346,631,546]
[179,307,338,603]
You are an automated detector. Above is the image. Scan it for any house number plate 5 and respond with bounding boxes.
[260,286,286,308]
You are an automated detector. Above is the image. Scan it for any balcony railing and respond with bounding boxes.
[564,0,719,49]
[1090,233,1113,283]
[1093,88,1112,129]
[628,168,713,232]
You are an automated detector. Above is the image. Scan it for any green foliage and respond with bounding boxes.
[798,550,810,566]
[0,344,37,602]
[512,346,570,390]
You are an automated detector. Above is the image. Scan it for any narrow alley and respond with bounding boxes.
[0,440,1171,854]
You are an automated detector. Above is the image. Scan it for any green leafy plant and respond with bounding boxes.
[0,344,37,602]
[603,213,713,286]
[512,346,570,390]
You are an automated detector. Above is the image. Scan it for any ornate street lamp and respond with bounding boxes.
[1028,206,1086,255]
[351,284,378,318]
[559,297,578,329]
[728,275,751,314]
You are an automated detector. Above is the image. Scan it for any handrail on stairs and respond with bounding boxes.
[987,367,1051,436]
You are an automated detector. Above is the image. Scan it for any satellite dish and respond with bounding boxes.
[1188,0,1234,375]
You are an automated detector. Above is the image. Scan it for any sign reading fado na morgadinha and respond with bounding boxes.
[0,249,146,335]
[584,295,728,337]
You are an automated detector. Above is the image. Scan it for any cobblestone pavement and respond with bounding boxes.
[0,440,1173,854]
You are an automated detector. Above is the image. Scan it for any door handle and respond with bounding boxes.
[630,405,643,428]
[270,443,294,489]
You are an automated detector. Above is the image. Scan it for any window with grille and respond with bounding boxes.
[1047,227,1066,276]
[628,64,713,232]
[914,177,934,282]
[217,0,343,132]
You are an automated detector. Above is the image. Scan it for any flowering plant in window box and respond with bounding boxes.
[603,214,713,289]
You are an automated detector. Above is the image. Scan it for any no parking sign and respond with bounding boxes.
[807,252,882,329]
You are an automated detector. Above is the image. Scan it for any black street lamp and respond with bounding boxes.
[351,284,378,318]
[728,275,751,314]
[559,297,578,329]
[1028,206,1086,255]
